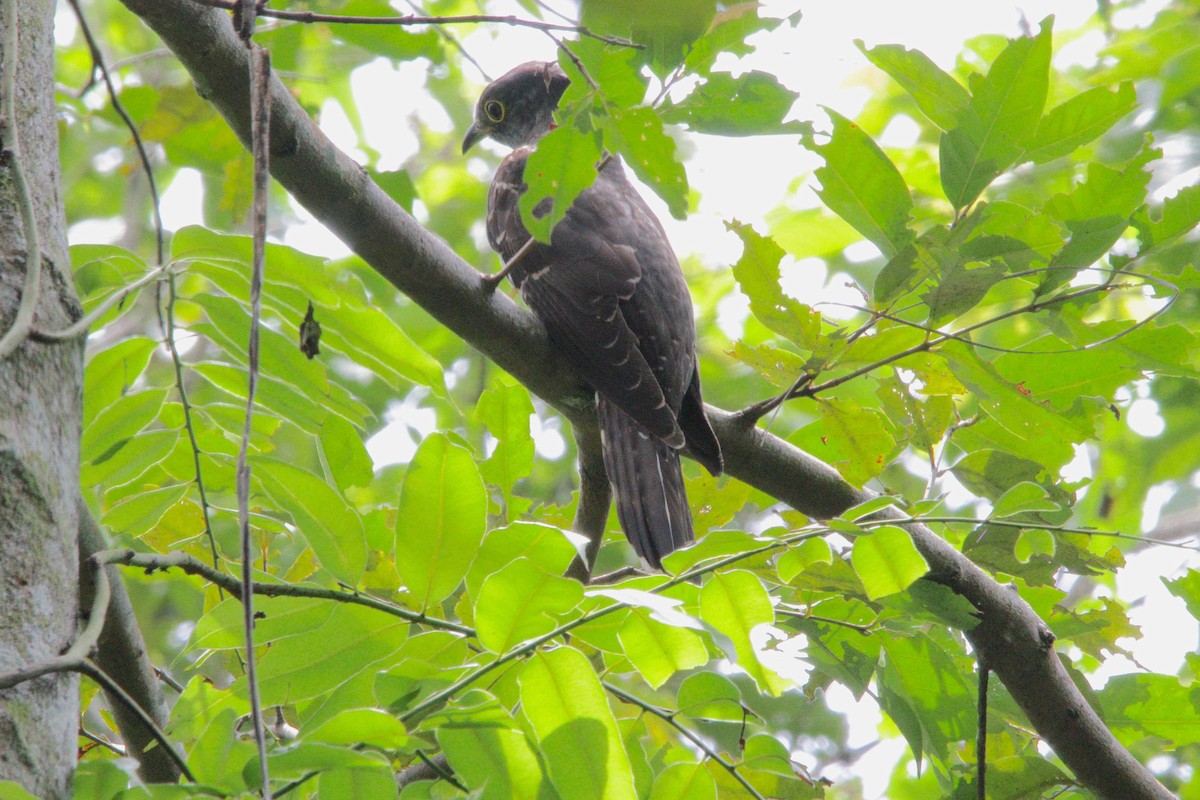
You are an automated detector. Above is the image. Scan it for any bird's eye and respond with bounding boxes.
[484,100,505,123]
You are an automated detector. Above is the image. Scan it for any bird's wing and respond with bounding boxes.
[489,151,687,447]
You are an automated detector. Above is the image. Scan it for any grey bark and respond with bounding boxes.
[0,0,84,797]
[106,1,1175,798]
[78,500,179,784]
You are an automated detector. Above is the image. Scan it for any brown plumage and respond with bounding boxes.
[464,62,722,569]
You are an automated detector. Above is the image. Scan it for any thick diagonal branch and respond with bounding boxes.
[112,2,1171,797]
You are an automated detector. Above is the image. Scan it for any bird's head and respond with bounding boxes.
[461,61,570,154]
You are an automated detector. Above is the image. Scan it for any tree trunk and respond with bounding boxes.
[0,0,84,796]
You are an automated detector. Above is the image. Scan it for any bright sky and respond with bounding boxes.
[63,1,1193,795]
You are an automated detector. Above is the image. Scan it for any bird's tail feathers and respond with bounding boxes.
[598,397,693,569]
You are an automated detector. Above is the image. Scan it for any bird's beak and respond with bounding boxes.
[461,122,489,154]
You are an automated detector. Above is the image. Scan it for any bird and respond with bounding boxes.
[462,61,722,570]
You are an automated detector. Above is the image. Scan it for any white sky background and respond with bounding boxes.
[63,0,1195,795]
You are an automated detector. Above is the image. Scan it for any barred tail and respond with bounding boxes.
[598,397,694,569]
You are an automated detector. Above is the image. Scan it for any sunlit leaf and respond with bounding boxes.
[475,558,583,653]
[519,647,638,800]
[257,458,367,585]
[940,18,1052,209]
[856,41,969,131]
[850,526,928,600]
[394,434,486,608]
[804,109,914,259]
[699,570,789,695]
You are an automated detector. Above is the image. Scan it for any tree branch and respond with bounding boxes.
[78,498,180,784]
[186,0,641,48]
[99,548,475,635]
[109,2,1173,797]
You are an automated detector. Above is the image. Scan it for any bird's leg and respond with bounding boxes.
[480,237,535,292]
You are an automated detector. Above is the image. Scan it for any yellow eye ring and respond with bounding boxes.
[484,100,505,123]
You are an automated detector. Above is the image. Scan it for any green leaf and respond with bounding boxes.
[603,105,689,218]
[102,484,189,539]
[1024,82,1138,163]
[698,570,789,696]
[1099,673,1200,747]
[256,458,367,586]
[439,725,551,800]
[395,434,487,608]
[331,0,441,61]
[1166,569,1200,621]
[850,526,929,600]
[675,672,743,722]
[920,259,1006,325]
[728,221,822,351]
[776,538,833,583]
[662,71,802,136]
[856,41,969,131]
[947,342,1096,471]
[318,764,399,800]
[82,388,169,466]
[805,109,914,259]
[521,122,604,243]
[475,558,583,653]
[83,336,158,427]
[191,596,335,650]
[307,709,411,749]
[684,4,784,72]
[465,522,580,600]
[991,481,1062,518]
[649,762,716,800]
[371,168,418,213]
[580,0,715,73]
[519,646,638,800]
[320,414,374,493]
[766,206,863,260]
[940,18,1053,209]
[474,378,535,502]
[177,226,446,395]
[1134,182,1200,255]
[791,399,896,486]
[878,634,976,763]
[81,428,179,490]
[618,608,710,689]
[248,603,409,704]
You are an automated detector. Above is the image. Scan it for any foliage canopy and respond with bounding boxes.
[40,0,1200,798]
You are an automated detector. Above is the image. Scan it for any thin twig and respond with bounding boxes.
[775,606,876,634]
[803,268,1175,399]
[82,660,197,783]
[604,681,768,800]
[399,528,830,724]
[162,268,221,574]
[30,264,175,342]
[79,727,126,755]
[187,0,641,48]
[66,0,165,267]
[400,0,487,81]
[481,236,535,291]
[155,666,185,693]
[98,548,474,633]
[415,749,468,792]
[241,42,273,800]
[0,0,42,361]
[274,771,318,798]
[0,556,196,783]
[738,263,1179,420]
[544,32,598,90]
[977,664,989,800]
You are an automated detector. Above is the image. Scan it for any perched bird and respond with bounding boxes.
[463,61,722,570]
